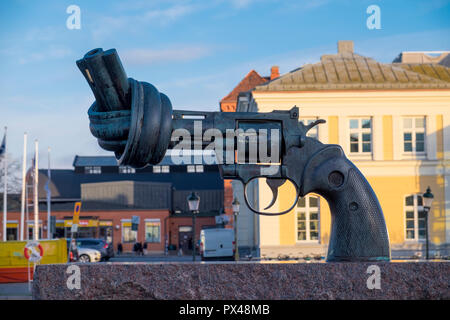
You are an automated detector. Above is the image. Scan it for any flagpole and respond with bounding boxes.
[47,147,51,239]
[2,127,7,241]
[34,140,39,241]
[20,133,27,241]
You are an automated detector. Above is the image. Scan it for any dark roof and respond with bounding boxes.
[0,193,21,211]
[38,169,224,202]
[73,156,118,167]
[73,153,218,166]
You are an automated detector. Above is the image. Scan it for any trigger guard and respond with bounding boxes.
[243,178,300,216]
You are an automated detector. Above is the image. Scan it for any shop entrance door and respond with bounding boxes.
[178,226,193,253]
[100,226,113,243]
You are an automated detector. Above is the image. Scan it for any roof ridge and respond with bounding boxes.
[254,51,450,91]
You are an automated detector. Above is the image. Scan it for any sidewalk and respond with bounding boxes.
[0,282,32,300]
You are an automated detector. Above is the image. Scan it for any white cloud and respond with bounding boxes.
[142,4,196,22]
[122,46,213,65]
[17,46,73,65]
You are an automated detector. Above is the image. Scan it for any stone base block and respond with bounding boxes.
[33,262,449,300]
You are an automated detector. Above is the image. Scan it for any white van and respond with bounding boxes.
[200,228,235,261]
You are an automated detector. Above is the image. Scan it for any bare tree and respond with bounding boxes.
[0,155,22,194]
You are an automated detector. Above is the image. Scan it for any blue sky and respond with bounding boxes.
[1,0,449,168]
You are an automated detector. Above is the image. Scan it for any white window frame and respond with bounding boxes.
[295,195,320,243]
[145,219,161,243]
[85,166,101,174]
[6,221,19,241]
[121,220,137,243]
[348,118,372,157]
[187,165,195,173]
[161,165,170,173]
[153,165,161,173]
[402,116,426,157]
[404,194,426,242]
[119,166,135,174]
[26,221,43,240]
[195,165,204,173]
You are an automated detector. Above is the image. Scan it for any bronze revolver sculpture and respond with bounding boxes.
[77,48,390,262]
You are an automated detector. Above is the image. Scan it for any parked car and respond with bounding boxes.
[75,238,114,261]
[66,239,101,262]
[77,247,101,263]
[200,228,235,261]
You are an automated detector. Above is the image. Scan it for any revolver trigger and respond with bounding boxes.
[264,178,287,210]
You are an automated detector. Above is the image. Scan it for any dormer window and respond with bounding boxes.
[85,166,101,174]
[153,165,170,173]
[119,166,136,174]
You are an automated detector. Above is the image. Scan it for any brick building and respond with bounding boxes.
[1,153,228,254]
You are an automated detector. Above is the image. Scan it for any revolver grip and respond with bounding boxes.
[302,146,390,262]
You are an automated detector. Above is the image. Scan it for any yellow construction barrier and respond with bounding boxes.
[0,239,68,283]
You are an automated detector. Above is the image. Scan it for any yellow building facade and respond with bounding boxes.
[236,41,450,259]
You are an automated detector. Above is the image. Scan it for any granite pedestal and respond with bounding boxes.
[32,262,449,300]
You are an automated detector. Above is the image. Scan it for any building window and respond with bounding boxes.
[145,221,161,243]
[122,222,137,243]
[405,194,426,241]
[296,195,320,242]
[27,223,42,240]
[300,118,318,138]
[349,118,371,154]
[119,166,135,174]
[403,117,425,153]
[6,223,18,241]
[187,165,203,173]
[153,166,161,173]
[85,166,101,174]
[153,165,169,173]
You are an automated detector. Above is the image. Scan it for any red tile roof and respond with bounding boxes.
[220,70,269,103]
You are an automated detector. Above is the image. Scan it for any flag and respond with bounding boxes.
[0,132,5,157]
[45,165,51,201]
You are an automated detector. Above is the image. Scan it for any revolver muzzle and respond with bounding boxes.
[79,48,173,167]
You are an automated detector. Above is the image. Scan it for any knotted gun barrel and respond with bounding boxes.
[77,48,173,167]
[79,48,391,262]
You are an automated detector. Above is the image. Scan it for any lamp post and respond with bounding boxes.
[232,197,240,261]
[422,187,434,260]
[187,192,200,262]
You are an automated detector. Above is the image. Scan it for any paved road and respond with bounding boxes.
[0,282,32,300]
[108,254,203,262]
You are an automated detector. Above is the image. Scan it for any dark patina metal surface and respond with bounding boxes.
[77,48,390,262]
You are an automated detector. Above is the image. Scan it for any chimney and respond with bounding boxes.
[337,40,354,54]
[270,66,280,80]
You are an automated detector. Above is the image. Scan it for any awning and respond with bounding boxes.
[64,219,98,227]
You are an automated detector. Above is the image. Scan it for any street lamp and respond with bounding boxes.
[423,187,434,260]
[187,192,200,261]
[232,197,240,261]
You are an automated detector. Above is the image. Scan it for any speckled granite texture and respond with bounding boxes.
[33,262,449,300]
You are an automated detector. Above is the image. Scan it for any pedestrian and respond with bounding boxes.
[117,243,123,255]
[133,242,138,255]
[143,242,148,255]
[139,242,144,256]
